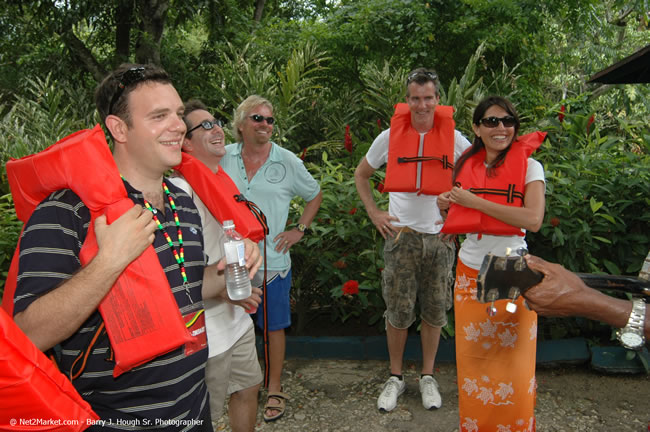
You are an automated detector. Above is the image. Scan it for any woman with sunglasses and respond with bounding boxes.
[439,95,546,431]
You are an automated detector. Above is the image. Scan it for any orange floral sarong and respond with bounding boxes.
[454,259,537,432]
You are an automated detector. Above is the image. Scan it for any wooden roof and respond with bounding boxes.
[588,45,650,84]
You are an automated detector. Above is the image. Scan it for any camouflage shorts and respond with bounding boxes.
[382,230,455,328]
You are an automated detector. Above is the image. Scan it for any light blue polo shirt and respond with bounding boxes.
[220,142,321,272]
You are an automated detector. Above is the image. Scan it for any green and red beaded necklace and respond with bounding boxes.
[143,181,188,286]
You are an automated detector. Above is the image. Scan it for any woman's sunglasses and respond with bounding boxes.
[249,114,275,125]
[479,116,518,128]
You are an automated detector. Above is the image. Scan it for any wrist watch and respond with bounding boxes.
[297,223,308,234]
[616,299,646,350]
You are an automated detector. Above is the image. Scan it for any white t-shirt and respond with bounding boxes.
[457,158,546,270]
[365,128,472,234]
[168,175,252,358]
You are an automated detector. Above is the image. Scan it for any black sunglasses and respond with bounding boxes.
[249,114,275,125]
[187,118,222,134]
[407,71,438,84]
[108,67,146,115]
[479,116,518,128]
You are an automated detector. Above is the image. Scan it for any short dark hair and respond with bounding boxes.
[94,63,172,129]
[183,99,209,139]
[406,67,441,97]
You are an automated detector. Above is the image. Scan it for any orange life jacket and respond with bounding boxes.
[1,125,265,377]
[1,308,99,426]
[174,153,266,242]
[441,131,546,236]
[383,103,455,196]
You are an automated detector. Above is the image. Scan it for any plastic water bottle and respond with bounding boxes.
[222,220,252,301]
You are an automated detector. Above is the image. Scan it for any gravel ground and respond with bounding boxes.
[214,358,649,432]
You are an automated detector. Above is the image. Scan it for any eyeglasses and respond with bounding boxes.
[407,71,438,84]
[479,116,518,128]
[187,118,222,134]
[248,114,275,125]
[108,67,146,115]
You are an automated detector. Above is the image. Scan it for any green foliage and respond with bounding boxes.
[0,194,22,299]
[528,101,650,275]
[289,151,387,333]
[1,0,649,343]
[0,74,97,192]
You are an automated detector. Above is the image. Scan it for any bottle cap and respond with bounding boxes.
[223,220,235,229]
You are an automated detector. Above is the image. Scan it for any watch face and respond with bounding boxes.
[620,332,643,348]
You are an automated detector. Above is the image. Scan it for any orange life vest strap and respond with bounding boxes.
[397,154,454,170]
[466,184,524,204]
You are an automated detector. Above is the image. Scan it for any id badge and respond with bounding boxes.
[183,310,207,357]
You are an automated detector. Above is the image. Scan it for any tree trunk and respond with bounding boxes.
[115,0,134,64]
[253,0,266,22]
[134,0,169,65]
[59,30,107,82]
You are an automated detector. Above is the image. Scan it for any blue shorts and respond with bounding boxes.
[253,269,292,331]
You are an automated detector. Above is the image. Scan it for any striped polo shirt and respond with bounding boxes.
[14,180,210,431]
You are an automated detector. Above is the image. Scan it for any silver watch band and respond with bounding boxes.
[625,299,646,332]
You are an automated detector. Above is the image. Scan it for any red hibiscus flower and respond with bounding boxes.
[349,207,357,215]
[375,181,385,193]
[344,125,353,153]
[558,105,565,123]
[342,280,359,295]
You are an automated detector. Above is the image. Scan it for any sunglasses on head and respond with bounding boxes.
[187,118,222,134]
[407,71,438,84]
[249,114,275,125]
[479,116,518,128]
[108,66,146,115]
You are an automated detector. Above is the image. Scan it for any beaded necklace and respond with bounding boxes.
[143,181,188,287]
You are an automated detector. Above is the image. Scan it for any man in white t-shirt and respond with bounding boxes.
[169,99,263,432]
[354,68,471,413]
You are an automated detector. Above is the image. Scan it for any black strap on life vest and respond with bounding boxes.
[69,322,106,381]
[234,194,271,387]
[466,184,524,204]
[397,154,454,170]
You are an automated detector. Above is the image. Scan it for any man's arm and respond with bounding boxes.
[354,157,399,238]
[274,191,323,254]
[523,255,650,342]
[14,205,157,351]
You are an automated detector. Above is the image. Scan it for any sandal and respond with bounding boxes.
[263,391,289,422]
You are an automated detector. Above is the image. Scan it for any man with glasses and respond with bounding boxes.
[10,64,260,430]
[220,95,322,422]
[169,99,263,432]
[354,67,471,413]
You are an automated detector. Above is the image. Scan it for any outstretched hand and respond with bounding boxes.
[523,255,589,317]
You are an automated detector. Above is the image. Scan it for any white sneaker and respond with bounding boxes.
[377,376,405,412]
[419,375,442,409]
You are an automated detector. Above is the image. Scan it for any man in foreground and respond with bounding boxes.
[12,64,258,429]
